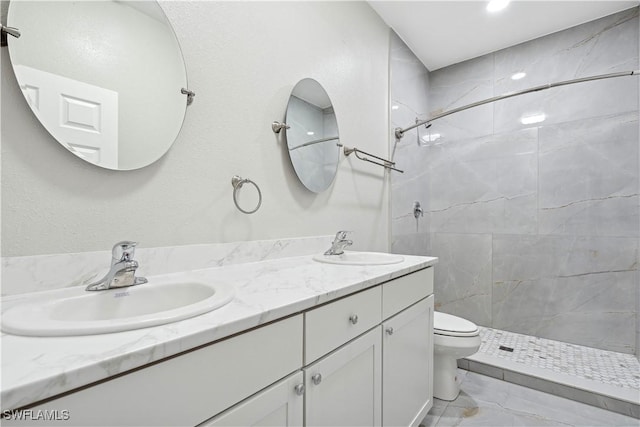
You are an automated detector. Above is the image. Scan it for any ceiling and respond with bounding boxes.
[369,1,639,71]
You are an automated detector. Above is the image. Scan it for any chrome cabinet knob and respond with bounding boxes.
[349,314,359,325]
[385,327,394,335]
[294,384,305,396]
[311,373,322,385]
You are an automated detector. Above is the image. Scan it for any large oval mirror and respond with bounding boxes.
[285,79,340,193]
[7,0,188,170]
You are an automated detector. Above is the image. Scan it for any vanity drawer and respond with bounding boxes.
[305,286,381,364]
[382,267,433,319]
[6,315,303,427]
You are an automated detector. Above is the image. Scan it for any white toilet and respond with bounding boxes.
[433,311,481,401]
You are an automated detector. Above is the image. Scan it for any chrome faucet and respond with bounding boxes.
[324,231,353,256]
[86,241,148,291]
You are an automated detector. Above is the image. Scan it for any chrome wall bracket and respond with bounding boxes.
[1,24,21,47]
[181,88,195,105]
[272,121,290,134]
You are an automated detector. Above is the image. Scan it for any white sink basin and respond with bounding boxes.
[1,276,234,336]
[312,251,404,266]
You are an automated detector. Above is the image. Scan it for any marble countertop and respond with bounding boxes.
[1,253,437,410]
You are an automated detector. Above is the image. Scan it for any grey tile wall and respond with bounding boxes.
[390,30,431,257]
[390,8,640,354]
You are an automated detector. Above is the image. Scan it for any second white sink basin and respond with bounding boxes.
[1,276,234,337]
[313,251,404,266]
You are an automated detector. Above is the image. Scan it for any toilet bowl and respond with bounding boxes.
[433,311,481,401]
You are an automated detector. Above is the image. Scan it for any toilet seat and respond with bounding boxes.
[434,312,479,337]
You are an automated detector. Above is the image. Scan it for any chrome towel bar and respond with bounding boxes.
[344,147,403,173]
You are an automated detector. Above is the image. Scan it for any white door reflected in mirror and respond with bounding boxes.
[7,0,188,170]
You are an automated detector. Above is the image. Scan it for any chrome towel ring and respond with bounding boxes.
[231,175,262,214]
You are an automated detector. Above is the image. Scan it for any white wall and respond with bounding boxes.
[1,1,391,257]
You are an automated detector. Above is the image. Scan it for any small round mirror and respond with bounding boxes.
[7,0,188,170]
[285,79,340,193]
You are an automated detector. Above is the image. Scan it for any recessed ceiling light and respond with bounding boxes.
[487,0,510,12]
[520,113,546,125]
[511,72,526,80]
[391,105,399,110]
[307,131,315,136]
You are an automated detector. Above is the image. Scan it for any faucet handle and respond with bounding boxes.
[111,241,138,263]
[335,230,352,240]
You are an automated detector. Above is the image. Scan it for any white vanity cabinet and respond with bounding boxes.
[302,267,433,427]
[5,266,434,427]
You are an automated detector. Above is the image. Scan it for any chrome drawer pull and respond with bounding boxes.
[294,383,305,395]
[385,327,394,335]
[349,314,359,325]
[312,373,322,385]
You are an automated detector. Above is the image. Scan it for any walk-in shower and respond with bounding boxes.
[389,6,639,418]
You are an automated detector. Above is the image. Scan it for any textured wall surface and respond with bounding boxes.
[391,8,639,354]
[1,1,390,256]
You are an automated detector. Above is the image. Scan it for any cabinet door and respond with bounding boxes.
[382,295,433,427]
[305,327,382,427]
[201,372,304,427]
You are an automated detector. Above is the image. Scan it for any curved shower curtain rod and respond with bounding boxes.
[394,69,640,140]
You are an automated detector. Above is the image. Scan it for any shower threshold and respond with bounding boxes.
[460,327,640,418]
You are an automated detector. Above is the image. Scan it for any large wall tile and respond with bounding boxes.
[538,113,639,237]
[493,234,638,353]
[493,8,639,134]
[494,8,639,92]
[431,233,493,326]
[429,55,494,141]
[391,174,430,237]
[492,271,636,354]
[429,129,538,235]
[391,232,430,257]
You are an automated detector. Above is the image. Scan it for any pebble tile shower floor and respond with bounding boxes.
[478,327,640,391]
[461,327,640,417]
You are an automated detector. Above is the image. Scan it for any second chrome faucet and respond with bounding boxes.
[324,231,353,256]
[86,241,148,291]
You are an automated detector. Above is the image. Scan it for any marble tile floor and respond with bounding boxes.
[421,369,639,427]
